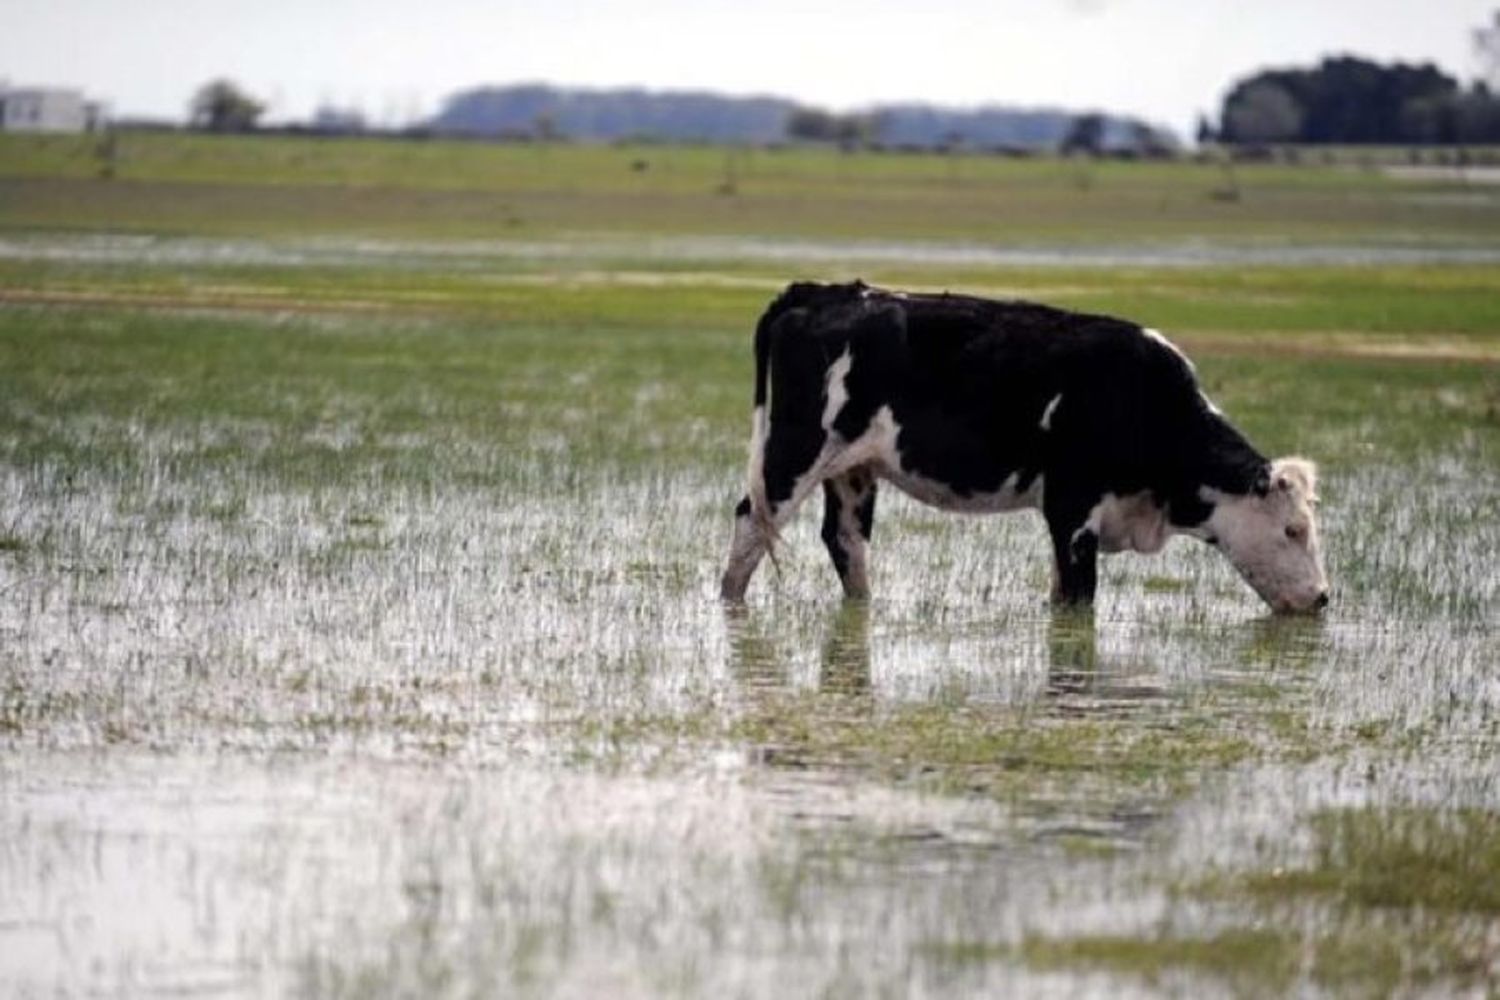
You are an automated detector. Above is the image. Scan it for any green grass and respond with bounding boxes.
[3,131,1499,242]
[1018,928,1299,991]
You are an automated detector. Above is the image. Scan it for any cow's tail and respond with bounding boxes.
[746,306,781,561]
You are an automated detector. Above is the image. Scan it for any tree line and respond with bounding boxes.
[429,84,1171,153]
[186,54,1500,150]
[1213,55,1500,145]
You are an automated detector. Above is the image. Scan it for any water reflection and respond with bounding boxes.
[1041,610,1172,714]
[1242,612,1328,664]
[726,598,1331,719]
[723,599,872,696]
[818,600,872,696]
[722,600,785,690]
[1044,608,1097,696]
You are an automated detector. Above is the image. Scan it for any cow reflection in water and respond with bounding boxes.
[724,600,871,695]
[723,603,1114,700]
[725,604,1326,714]
[1042,609,1167,703]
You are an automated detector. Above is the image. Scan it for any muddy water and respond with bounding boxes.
[1,399,1496,997]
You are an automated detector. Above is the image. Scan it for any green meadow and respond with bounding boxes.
[0,132,1498,997]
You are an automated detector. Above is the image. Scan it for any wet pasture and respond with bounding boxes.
[1,253,1498,997]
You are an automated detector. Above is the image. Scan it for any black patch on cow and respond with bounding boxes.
[1014,466,1041,495]
[829,305,905,442]
[855,486,876,540]
[734,496,751,518]
[820,482,852,581]
[760,305,833,505]
[1057,529,1099,604]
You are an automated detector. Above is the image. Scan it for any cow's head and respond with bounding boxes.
[1204,457,1329,614]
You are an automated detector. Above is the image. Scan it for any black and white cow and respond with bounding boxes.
[720,281,1329,614]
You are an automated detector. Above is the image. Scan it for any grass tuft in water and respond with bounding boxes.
[1242,805,1500,914]
[1018,928,1299,990]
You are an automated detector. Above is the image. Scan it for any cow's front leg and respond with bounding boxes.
[1044,490,1100,606]
[820,469,878,599]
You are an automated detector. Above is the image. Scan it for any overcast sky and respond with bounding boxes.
[4,0,1496,136]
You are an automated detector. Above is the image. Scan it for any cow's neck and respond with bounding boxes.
[1166,409,1268,531]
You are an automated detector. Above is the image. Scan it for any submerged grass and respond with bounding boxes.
[1017,928,1299,992]
[996,807,1500,994]
[731,697,1260,800]
[1242,806,1500,914]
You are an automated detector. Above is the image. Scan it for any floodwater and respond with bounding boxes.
[7,230,1500,273]
[2,377,1497,997]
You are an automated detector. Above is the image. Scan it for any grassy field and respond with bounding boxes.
[5,130,1500,243]
[1,132,1498,997]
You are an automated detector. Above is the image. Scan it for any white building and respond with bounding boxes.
[0,85,106,133]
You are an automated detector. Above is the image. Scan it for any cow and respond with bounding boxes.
[719,281,1329,614]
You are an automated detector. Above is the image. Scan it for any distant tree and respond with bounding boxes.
[1219,56,1460,144]
[836,114,876,150]
[787,108,874,148]
[1454,85,1500,142]
[190,79,265,132]
[1194,113,1217,145]
[1223,81,1303,144]
[787,108,839,142]
[426,84,1176,151]
[1059,113,1105,156]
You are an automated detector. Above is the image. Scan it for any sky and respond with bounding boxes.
[3,0,1497,137]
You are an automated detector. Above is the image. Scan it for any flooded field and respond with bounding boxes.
[1,256,1497,999]
[2,131,1499,998]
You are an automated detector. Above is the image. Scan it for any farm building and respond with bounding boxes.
[0,84,106,133]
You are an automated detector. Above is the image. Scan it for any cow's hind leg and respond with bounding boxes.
[721,496,767,600]
[720,426,835,601]
[820,469,878,599]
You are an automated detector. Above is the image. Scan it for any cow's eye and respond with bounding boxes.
[1285,525,1303,542]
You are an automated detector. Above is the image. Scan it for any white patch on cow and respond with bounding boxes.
[1039,393,1063,431]
[886,467,1044,514]
[1070,501,1105,548]
[1142,327,1194,370]
[723,404,775,599]
[815,406,1043,514]
[821,347,854,429]
[827,473,874,597]
[746,403,768,500]
[825,405,900,477]
[1070,492,1171,554]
